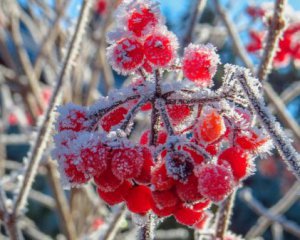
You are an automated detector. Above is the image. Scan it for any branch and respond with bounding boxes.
[237,71,300,180]
[12,0,95,216]
[246,181,300,238]
[240,189,300,238]
[257,0,287,81]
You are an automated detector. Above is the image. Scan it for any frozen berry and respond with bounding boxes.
[195,164,234,202]
[151,162,175,191]
[167,104,191,125]
[152,189,179,209]
[176,174,204,203]
[140,130,167,146]
[125,185,153,214]
[101,106,128,132]
[174,205,205,226]
[97,180,133,205]
[57,103,89,132]
[94,168,123,192]
[107,37,144,74]
[165,151,194,181]
[144,31,178,67]
[183,44,220,86]
[64,155,90,184]
[196,107,225,143]
[127,6,158,37]
[111,147,144,180]
[134,147,154,184]
[218,147,250,181]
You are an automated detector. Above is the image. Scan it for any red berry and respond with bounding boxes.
[151,162,175,191]
[96,0,107,15]
[111,147,144,180]
[140,130,167,145]
[97,180,133,205]
[196,107,225,143]
[151,203,176,217]
[127,6,158,37]
[182,44,220,86]
[107,37,144,74]
[183,146,205,166]
[125,186,153,214]
[192,199,211,211]
[195,164,234,202]
[134,147,154,184]
[144,31,178,67]
[142,60,153,73]
[235,129,269,152]
[94,168,123,192]
[64,155,90,184]
[152,189,179,209]
[57,104,88,132]
[79,142,109,177]
[101,106,128,132]
[246,30,264,53]
[218,147,250,181]
[194,211,210,229]
[174,205,204,226]
[176,174,204,203]
[166,104,191,125]
[165,151,194,181]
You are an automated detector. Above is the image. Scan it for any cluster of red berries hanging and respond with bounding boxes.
[246,3,300,68]
[52,0,271,229]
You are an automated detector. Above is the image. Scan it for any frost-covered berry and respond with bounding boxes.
[195,164,234,202]
[183,146,205,166]
[111,147,144,180]
[57,103,89,132]
[196,107,225,143]
[235,129,270,152]
[94,168,123,192]
[97,180,132,205]
[174,204,205,226]
[125,185,153,214]
[127,5,159,37]
[75,133,109,176]
[192,199,211,211]
[218,147,251,181]
[107,37,144,75]
[144,30,178,67]
[167,104,191,126]
[165,151,194,181]
[64,155,90,184]
[140,130,167,146]
[151,203,176,217]
[176,174,204,203]
[182,44,220,86]
[101,106,128,132]
[151,162,175,191]
[96,0,107,15]
[152,189,179,210]
[134,147,154,184]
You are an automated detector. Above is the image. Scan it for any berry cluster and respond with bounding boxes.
[246,4,300,68]
[53,0,271,229]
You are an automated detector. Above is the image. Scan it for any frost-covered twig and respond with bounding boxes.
[240,189,300,238]
[12,0,95,217]
[102,205,127,240]
[257,0,287,82]
[137,213,155,240]
[47,160,77,240]
[182,0,208,48]
[215,191,236,239]
[237,70,300,180]
[246,181,300,238]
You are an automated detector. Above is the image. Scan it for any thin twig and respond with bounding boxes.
[215,191,236,239]
[240,189,300,238]
[257,0,287,82]
[12,0,95,217]
[246,181,300,238]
